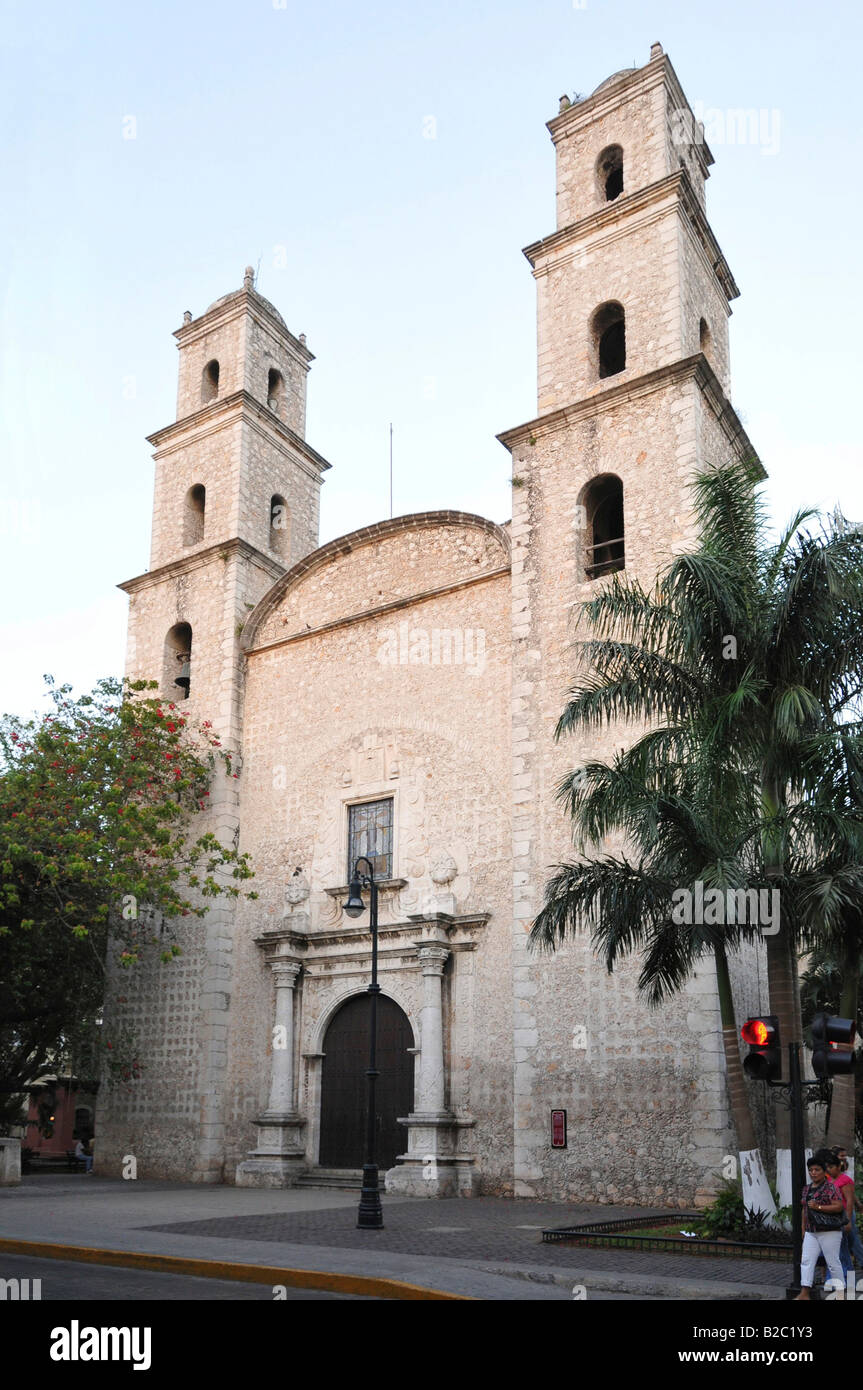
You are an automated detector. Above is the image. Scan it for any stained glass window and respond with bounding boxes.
[347,799,393,881]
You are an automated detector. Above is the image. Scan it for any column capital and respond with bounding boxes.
[271,960,302,987]
[418,945,449,973]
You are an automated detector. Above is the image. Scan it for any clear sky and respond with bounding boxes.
[2,0,861,720]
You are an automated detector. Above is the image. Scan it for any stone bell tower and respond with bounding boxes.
[498,45,761,1204]
[103,271,333,1184]
[121,266,332,746]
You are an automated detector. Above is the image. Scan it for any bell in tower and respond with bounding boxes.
[174,652,191,697]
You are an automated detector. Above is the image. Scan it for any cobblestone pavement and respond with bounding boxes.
[140,1196,790,1290]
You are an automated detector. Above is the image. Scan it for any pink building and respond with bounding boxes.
[23,1076,96,1160]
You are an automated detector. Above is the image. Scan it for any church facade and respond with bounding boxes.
[100,44,767,1205]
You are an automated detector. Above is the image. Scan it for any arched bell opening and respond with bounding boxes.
[267,367,286,417]
[183,483,206,546]
[596,143,624,202]
[201,359,220,405]
[269,493,290,562]
[164,622,193,701]
[591,301,626,379]
[581,473,625,581]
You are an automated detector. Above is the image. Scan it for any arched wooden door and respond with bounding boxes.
[318,995,414,1170]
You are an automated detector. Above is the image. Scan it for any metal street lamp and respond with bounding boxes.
[343,856,383,1229]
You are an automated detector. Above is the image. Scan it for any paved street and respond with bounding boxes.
[0,1175,791,1300]
[0,1253,374,1300]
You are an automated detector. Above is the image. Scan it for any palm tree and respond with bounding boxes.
[532,738,769,1168]
[530,456,863,1193]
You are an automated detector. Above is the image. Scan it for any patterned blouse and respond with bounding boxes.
[801,1178,842,1213]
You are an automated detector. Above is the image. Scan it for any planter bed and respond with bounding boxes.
[541,1212,792,1262]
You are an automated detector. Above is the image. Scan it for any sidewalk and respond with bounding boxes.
[0,1175,790,1300]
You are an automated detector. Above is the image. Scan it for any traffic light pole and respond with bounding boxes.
[742,1012,849,1299]
[787,1044,805,1298]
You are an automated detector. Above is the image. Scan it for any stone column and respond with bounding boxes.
[416,946,449,1114]
[386,940,478,1198]
[236,957,307,1188]
[266,961,301,1115]
[0,1137,21,1187]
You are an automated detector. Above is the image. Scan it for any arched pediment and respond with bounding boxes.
[243,510,511,652]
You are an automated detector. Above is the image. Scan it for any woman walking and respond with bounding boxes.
[830,1146,863,1266]
[795,1151,846,1300]
[824,1153,855,1277]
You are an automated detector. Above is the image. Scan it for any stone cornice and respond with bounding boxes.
[146,390,332,477]
[524,168,737,302]
[117,536,286,595]
[323,878,409,898]
[497,353,763,475]
[173,286,314,368]
[253,911,489,963]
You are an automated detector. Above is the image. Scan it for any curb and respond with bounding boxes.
[0,1237,472,1301]
[475,1261,782,1300]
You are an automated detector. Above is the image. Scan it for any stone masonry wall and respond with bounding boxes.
[508,375,735,1206]
[535,198,682,414]
[225,521,515,1190]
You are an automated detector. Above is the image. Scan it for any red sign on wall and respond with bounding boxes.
[550,1109,567,1149]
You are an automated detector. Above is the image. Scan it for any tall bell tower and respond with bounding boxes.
[106,271,332,1183]
[499,46,762,1204]
[121,266,331,747]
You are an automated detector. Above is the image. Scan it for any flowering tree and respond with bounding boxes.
[0,677,256,1127]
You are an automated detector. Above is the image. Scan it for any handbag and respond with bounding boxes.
[807,1183,845,1231]
[810,1208,845,1232]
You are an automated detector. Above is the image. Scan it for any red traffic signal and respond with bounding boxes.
[741,1015,781,1080]
[811,1013,857,1079]
[741,1019,770,1047]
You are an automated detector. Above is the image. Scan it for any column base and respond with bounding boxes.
[0,1138,21,1187]
[235,1112,307,1188]
[385,1113,479,1197]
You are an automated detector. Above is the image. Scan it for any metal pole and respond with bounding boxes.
[357,869,383,1229]
[786,1042,804,1298]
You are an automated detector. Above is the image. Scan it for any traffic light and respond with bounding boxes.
[810,1013,857,1078]
[741,1015,781,1080]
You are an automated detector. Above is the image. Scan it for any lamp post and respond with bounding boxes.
[343,856,383,1229]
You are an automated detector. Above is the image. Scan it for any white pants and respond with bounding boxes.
[801,1230,845,1289]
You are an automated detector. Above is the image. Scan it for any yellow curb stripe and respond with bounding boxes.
[0,1237,472,1300]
